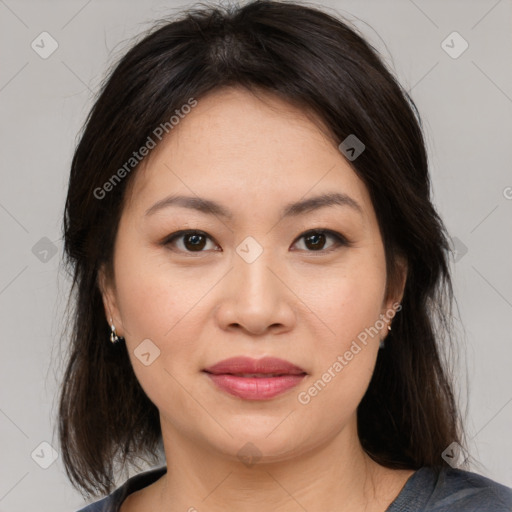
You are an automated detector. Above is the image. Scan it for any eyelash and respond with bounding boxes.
[162,229,351,255]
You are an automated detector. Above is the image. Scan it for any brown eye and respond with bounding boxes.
[164,230,218,253]
[182,233,207,251]
[304,231,327,250]
[292,229,348,252]
[163,228,349,255]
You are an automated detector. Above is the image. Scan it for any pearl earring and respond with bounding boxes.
[379,324,392,349]
[110,317,121,344]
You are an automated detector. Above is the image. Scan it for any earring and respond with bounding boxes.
[379,324,392,349]
[110,317,122,344]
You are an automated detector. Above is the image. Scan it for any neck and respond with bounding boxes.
[152,416,407,512]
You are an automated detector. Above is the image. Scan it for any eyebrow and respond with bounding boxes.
[144,191,363,219]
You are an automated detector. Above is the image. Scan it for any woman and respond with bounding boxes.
[59,0,512,510]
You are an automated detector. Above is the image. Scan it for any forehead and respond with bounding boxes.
[123,87,373,220]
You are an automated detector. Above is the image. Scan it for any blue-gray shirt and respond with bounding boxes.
[76,465,512,511]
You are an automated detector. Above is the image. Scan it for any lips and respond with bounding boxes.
[203,357,307,400]
[203,356,306,376]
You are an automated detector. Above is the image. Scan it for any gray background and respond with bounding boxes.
[0,0,511,510]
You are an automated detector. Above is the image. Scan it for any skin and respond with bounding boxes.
[99,86,412,512]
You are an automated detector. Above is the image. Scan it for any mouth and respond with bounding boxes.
[203,356,307,400]
[212,373,297,378]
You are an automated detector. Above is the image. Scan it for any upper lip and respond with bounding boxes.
[203,356,307,375]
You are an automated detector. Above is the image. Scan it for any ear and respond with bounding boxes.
[387,254,408,306]
[380,255,408,336]
[97,264,124,337]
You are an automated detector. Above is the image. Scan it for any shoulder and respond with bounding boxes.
[426,466,512,511]
[74,466,167,512]
[76,494,116,512]
[75,488,123,512]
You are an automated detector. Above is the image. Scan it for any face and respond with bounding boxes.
[100,86,405,464]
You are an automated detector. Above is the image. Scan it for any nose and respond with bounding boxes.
[214,248,296,336]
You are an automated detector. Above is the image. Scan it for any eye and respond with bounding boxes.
[291,229,349,252]
[163,230,219,253]
[162,229,349,254]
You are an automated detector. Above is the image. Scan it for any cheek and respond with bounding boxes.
[115,263,171,339]
[112,247,204,416]
[298,252,386,410]
[296,272,385,426]
[113,241,194,339]
[311,257,387,348]
[112,242,217,386]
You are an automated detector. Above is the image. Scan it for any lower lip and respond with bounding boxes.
[205,373,306,400]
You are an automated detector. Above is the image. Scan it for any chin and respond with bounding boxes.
[207,423,314,463]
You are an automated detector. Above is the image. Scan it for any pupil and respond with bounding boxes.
[185,234,205,251]
[306,232,325,250]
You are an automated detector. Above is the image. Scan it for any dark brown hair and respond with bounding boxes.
[59,0,465,497]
